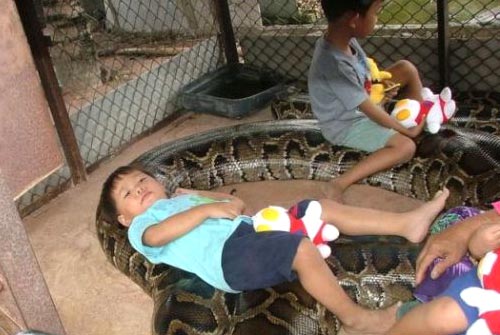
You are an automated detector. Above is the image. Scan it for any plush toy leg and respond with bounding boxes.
[316,244,332,259]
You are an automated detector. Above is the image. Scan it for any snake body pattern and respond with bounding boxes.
[96,94,500,335]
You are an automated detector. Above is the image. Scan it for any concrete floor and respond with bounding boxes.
[5,108,422,335]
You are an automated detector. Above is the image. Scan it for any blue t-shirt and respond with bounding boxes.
[127,194,245,293]
[308,37,370,143]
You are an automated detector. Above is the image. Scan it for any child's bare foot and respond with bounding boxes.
[339,303,399,335]
[321,180,346,203]
[403,188,450,243]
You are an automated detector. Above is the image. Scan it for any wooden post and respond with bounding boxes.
[0,172,66,335]
[437,0,450,89]
[214,0,239,64]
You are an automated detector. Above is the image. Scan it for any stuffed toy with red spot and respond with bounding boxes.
[461,249,500,335]
[252,200,339,258]
[365,58,456,132]
[390,87,457,134]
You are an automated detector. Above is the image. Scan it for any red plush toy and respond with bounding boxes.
[252,200,339,258]
[390,87,457,134]
[461,249,500,335]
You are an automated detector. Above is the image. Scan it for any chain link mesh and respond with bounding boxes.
[236,0,499,92]
[17,0,500,215]
[18,0,225,214]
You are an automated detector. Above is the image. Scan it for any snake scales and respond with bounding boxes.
[96,95,500,334]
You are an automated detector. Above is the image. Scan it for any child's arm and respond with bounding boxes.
[174,187,247,213]
[359,98,426,138]
[468,222,500,259]
[143,198,245,247]
[174,187,238,202]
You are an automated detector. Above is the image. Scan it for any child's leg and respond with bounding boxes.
[386,296,468,335]
[386,60,423,102]
[329,132,416,201]
[292,238,400,335]
[318,187,449,243]
[468,222,500,259]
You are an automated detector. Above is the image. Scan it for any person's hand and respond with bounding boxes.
[415,224,470,284]
[174,187,197,196]
[228,196,246,215]
[378,81,400,107]
[383,80,400,100]
[404,114,427,138]
[468,223,500,259]
[204,199,244,220]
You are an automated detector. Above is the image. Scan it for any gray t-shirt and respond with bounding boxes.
[308,37,370,143]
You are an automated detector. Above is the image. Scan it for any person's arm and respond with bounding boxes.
[415,209,499,284]
[358,98,426,138]
[174,187,239,202]
[175,187,247,215]
[143,198,245,247]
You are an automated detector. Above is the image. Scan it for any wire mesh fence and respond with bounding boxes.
[16,0,500,215]
[17,0,226,214]
[236,0,500,91]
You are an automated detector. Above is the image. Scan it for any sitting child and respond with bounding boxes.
[386,205,500,335]
[99,165,449,335]
[308,0,426,202]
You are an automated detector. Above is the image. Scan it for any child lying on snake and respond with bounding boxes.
[98,165,449,335]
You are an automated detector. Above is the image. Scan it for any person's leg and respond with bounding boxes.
[386,60,423,101]
[318,188,449,243]
[468,222,500,259]
[386,297,468,335]
[292,238,399,335]
[328,132,416,201]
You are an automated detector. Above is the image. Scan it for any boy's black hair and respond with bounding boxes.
[321,0,378,22]
[97,165,155,227]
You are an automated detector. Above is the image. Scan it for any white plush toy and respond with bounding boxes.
[252,200,340,258]
[390,87,457,134]
[461,249,500,335]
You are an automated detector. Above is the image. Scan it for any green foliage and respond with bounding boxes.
[378,0,498,25]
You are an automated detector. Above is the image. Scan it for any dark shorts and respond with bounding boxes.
[221,209,308,291]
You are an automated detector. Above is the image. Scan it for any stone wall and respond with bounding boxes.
[104,0,262,35]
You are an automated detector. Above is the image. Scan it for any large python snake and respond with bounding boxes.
[270,91,500,135]
[96,94,500,335]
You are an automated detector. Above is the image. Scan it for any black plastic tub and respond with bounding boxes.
[180,64,286,118]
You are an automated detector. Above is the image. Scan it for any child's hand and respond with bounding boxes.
[378,80,400,108]
[204,199,244,219]
[176,188,243,202]
[383,80,400,100]
[468,223,500,259]
[174,187,197,196]
[405,114,427,138]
